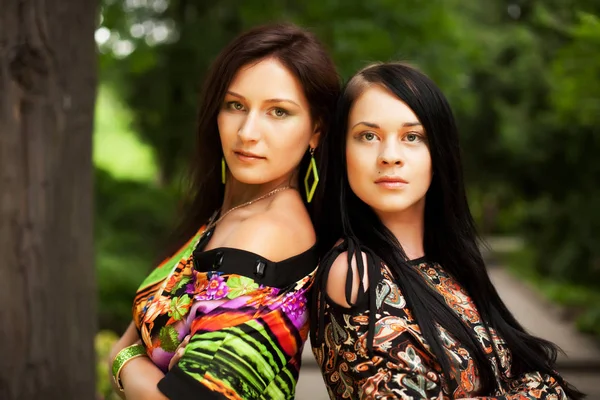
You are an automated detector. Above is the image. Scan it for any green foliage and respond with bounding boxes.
[95,330,121,400]
[517,10,600,285]
[94,85,157,181]
[451,4,600,289]
[506,248,600,339]
[550,12,600,127]
[96,167,178,331]
[94,0,600,337]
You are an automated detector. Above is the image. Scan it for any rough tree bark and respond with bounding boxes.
[0,0,98,398]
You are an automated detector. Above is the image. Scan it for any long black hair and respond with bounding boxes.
[163,23,340,259]
[314,62,583,398]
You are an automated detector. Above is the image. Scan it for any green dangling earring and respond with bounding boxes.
[304,147,319,203]
[221,157,226,184]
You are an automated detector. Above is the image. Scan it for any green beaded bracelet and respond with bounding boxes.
[112,344,147,392]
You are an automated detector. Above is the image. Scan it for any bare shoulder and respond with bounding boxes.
[225,190,315,262]
[325,245,370,308]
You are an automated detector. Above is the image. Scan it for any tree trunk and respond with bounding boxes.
[0,0,98,398]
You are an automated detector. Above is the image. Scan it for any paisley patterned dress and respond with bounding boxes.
[311,239,568,400]
[132,222,318,399]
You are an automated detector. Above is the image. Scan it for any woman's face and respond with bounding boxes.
[345,84,432,217]
[218,57,319,186]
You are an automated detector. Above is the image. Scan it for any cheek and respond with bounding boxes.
[346,144,371,193]
[273,120,312,151]
[217,113,234,144]
[345,145,359,179]
[411,149,433,191]
[265,122,313,172]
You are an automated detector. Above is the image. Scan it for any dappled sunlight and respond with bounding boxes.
[93,85,158,182]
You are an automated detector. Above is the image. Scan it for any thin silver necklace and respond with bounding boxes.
[204,185,292,233]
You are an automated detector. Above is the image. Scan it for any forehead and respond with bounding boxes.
[228,58,306,103]
[349,84,419,126]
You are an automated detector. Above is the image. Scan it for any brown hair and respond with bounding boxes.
[165,23,340,256]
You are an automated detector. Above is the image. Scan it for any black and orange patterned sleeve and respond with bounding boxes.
[473,372,568,399]
[311,238,448,399]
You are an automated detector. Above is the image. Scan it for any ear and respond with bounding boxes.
[308,122,322,150]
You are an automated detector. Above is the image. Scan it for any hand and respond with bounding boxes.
[168,335,190,371]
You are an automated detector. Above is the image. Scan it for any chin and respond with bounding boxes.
[361,197,415,215]
[371,204,412,214]
[230,171,276,185]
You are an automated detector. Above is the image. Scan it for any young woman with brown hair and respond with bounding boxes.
[109,23,340,400]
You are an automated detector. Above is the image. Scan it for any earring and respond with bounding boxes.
[221,157,226,184]
[304,147,319,203]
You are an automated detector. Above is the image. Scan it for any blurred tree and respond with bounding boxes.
[0,0,98,398]
[523,10,600,284]
[99,0,247,185]
[95,168,178,332]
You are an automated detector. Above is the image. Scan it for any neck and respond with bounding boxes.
[221,171,298,212]
[375,201,426,260]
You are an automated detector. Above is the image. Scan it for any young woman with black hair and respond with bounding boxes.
[311,62,584,400]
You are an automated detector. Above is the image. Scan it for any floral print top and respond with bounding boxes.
[132,222,318,399]
[310,238,569,399]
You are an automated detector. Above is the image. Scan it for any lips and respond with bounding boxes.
[234,150,265,160]
[375,176,408,184]
[375,176,408,189]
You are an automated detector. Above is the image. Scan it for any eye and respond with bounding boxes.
[405,133,422,142]
[227,101,245,111]
[269,107,289,118]
[361,132,377,141]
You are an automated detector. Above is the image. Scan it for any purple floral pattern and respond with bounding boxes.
[280,290,308,320]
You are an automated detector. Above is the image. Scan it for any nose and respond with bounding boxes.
[237,111,261,142]
[378,140,404,166]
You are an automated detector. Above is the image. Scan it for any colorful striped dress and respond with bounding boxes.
[132,223,318,399]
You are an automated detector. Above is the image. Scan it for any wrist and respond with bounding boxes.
[112,343,148,392]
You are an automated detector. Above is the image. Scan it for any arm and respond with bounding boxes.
[119,357,168,400]
[108,321,140,398]
[108,321,169,400]
[325,247,370,307]
[108,322,139,367]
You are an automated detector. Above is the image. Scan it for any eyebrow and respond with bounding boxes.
[226,91,301,107]
[351,121,422,130]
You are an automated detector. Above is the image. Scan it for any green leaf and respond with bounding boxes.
[226,275,259,299]
[173,276,192,292]
[158,326,180,353]
[168,295,191,321]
